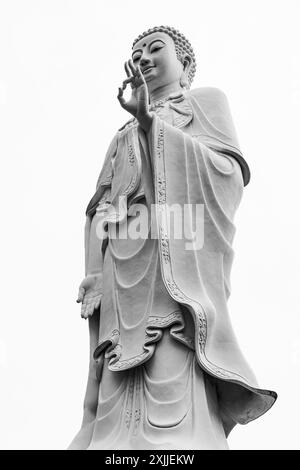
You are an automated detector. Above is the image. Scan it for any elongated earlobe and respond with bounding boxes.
[180,72,189,89]
[180,56,191,89]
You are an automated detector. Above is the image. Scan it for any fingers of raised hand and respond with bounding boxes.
[128,59,136,76]
[117,87,126,106]
[124,60,143,87]
[135,64,143,79]
[124,61,132,78]
[136,65,147,90]
[122,77,134,90]
[124,61,135,89]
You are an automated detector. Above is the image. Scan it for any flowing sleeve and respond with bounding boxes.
[84,133,118,275]
[86,133,119,217]
[188,87,251,186]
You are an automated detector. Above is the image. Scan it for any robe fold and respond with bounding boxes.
[71,87,276,449]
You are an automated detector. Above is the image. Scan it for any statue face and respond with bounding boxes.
[132,32,185,92]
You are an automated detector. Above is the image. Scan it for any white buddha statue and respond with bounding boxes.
[69,26,276,450]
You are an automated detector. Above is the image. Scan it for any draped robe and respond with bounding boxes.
[69,87,277,450]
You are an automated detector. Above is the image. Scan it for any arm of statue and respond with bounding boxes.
[117,59,153,133]
[76,207,108,319]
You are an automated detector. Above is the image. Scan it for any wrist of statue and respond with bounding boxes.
[85,272,103,280]
[89,270,102,275]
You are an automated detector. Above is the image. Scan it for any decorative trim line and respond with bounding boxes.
[153,119,251,384]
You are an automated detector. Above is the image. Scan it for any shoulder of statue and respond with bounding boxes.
[187,87,233,119]
[188,86,228,103]
[118,117,138,133]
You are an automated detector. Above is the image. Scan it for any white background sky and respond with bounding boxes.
[0,0,299,450]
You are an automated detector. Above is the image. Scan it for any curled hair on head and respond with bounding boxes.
[132,26,197,88]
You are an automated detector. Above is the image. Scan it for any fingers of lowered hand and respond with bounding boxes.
[76,286,85,303]
[84,301,95,319]
[80,302,87,319]
[81,301,92,319]
[84,303,92,319]
[94,295,102,310]
[80,296,97,319]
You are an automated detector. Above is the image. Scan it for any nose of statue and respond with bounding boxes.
[140,56,151,67]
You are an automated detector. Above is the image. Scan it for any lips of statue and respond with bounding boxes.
[132,32,184,92]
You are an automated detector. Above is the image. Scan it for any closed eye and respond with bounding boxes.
[151,47,162,53]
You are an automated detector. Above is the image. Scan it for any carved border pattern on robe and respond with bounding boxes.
[128,144,135,166]
[125,373,135,429]
[109,350,150,371]
[122,128,141,197]
[165,280,186,302]
[147,311,195,351]
[157,174,166,204]
[157,129,164,159]
[164,280,206,352]
[133,408,141,435]
[96,188,111,213]
[123,178,137,197]
[124,369,142,433]
[160,229,170,263]
[154,121,250,384]
[133,372,141,435]
[101,173,113,186]
[154,125,207,349]
[147,311,183,327]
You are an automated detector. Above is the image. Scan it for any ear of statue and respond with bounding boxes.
[180,55,191,89]
[180,74,188,89]
[183,55,191,73]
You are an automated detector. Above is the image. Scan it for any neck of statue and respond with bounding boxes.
[149,81,183,104]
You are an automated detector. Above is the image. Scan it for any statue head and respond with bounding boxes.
[132,26,196,93]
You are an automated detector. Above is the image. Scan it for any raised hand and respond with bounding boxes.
[117,59,153,132]
[76,273,103,319]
